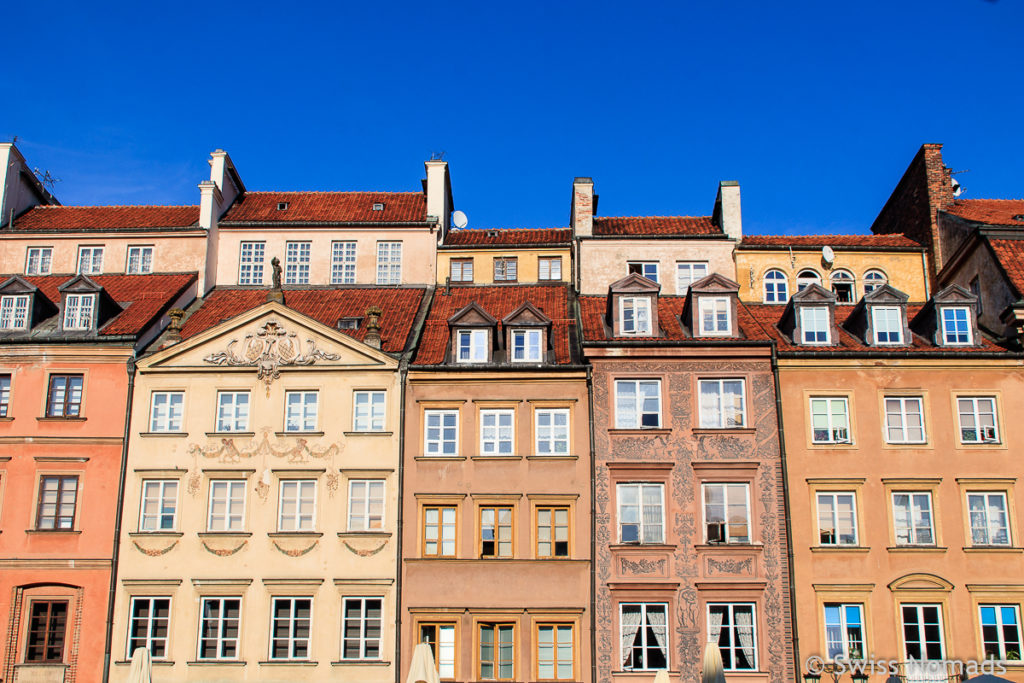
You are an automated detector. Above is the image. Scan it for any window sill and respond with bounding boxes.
[205,431,255,437]
[267,532,324,538]
[338,531,392,539]
[692,428,756,435]
[415,456,467,461]
[962,546,1024,553]
[37,416,86,422]
[0,416,13,422]
[886,545,948,553]
[187,660,247,666]
[129,531,183,538]
[810,545,871,553]
[113,660,174,666]
[139,431,188,437]
[331,660,391,667]
[258,660,320,666]
[695,543,763,551]
[609,543,676,551]
[25,529,81,535]
[275,431,325,437]
[608,428,671,436]
[471,455,524,461]
[343,431,393,437]
[197,531,253,538]
[526,455,579,461]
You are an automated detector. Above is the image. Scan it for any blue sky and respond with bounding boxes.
[4,0,1022,235]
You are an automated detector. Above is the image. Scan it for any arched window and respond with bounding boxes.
[863,269,887,296]
[796,269,821,292]
[830,269,855,303]
[762,269,789,304]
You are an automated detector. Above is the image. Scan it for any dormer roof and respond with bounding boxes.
[502,302,551,327]
[448,301,499,327]
[689,272,741,294]
[608,272,661,294]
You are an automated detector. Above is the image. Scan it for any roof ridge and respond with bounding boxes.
[448,226,569,231]
[26,204,199,210]
[595,215,711,220]
[743,233,911,239]
[955,198,1024,203]
[243,190,423,195]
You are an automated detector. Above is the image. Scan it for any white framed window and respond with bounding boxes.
[494,257,518,282]
[353,391,386,431]
[816,492,857,545]
[617,483,664,543]
[348,479,385,531]
[331,241,357,284]
[535,408,569,455]
[830,269,855,303]
[424,410,459,456]
[892,492,935,545]
[810,397,850,443]
[0,374,10,417]
[285,241,311,284]
[620,603,668,670]
[62,294,95,330]
[511,329,543,361]
[149,391,184,432]
[207,480,246,532]
[620,297,652,336]
[614,379,661,429]
[958,396,998,443]
[703,483,750,543]
[536,624,574,681]
[480,409,514,455]
[708,603,757,671]
[450,259,474,283]
[25,247,52,275]
[128,597,171,659]
[627,261,658,283]
[872,306,903,344]
[139,480,178,531]
[763,269,788,303]
[376,241,402,284]
[941,307,972,345]
[457,329,488,363]
[270,597,312,660]
[0,294,30,330]
[198,597,241,660]
[901,604,944,661]
[698,379,745,428]
[980,605,1022,661]
[884,396,925,443]
[127,246,154,274]
[278,480,317,532]
[796,269,820,292]
[539,257,562,281]
[677,261,708,293]
[800,306,830,344]
[77,246,103,274]
[216,391,250,432]
[698,297,731,336]
[238,242,265,285]
[967,492,1010,546]
[863,269,887,295]
[824,604,865,661]
[420,623,456,678]
[341,597,383,660]
[285,391,318,432]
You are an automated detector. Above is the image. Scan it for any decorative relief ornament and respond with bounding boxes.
[187,428,342,464]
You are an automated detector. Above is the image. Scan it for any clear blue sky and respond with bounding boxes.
[4,0,1022,235]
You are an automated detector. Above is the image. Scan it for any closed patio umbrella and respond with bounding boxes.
[407,641,441,683]
[702,641,726,683]
[127,647,152,683]
[653,669,671,683]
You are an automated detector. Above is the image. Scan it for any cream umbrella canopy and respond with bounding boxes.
[702,640,727,683]
[653,669,671,683]
[406,642,442,683]
[127,647,152,683]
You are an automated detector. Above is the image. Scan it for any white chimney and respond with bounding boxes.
[0,143,59,227]
[208,149,244,208]
[714,180,742,241]
[424,159,451,233]
[572,177,594,237]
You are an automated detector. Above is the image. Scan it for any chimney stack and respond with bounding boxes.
[364,306,383,349]
[571,177,594,238]
[713,181,742,241]
[425,159,451,235]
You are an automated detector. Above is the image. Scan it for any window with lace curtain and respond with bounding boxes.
[616,483,664,544]
[708,603,757,671]
[619,603,668,670]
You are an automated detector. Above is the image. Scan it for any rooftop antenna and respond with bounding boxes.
[950,169,969,198]
[429,150,446,161]
[33,167,61,191]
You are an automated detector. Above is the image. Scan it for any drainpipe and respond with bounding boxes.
[102,355,136,683]
[586,364,597,683]
[921,251,932,299]
[394,358,408,683]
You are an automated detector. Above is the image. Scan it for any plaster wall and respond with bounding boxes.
[436,247,571,285]
[0,233,207,279]
[578,239,735,295]
[940,241,1018,338]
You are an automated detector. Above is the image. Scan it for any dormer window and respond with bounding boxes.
[872,306,903,345]
[941,307,972,345]
[63,294,96,330]
[511,329,542,362]
[0,295,30,330]
[698,297,731,336]
[457,329,488,363]
[620,297,652,336]
[800,306,831,344]
[372,202,385,211]
[277,202,289,211]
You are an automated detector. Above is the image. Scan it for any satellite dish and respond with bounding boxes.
[951,177,963,197]
[821,245,835,266]
[452,210,468,229]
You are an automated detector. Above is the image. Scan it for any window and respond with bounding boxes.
[763,269,789,303]
[331,241,357,284]
[958,397,998,443]
[480,409,514,455]
[353,391,386,431]
[704,483,750,544]
[816,492,857,545]
[285,391,318,432]
[512,329,543,361]
[617,483,664,543]
[0,374,9,417]
[25,600,68,663]
[139,480,178,531]
[628,262,658,283]
[129,597,171,659]
[36,476,78,530]
[279,480,317,532]
[494,257,518,282]
[285,241,311,284]
[614,379,661,429]
[424,410,458,456]
[830,270,855,303]
[677,261,708,293]
[539,257,562,281]
[26,247,52,275]
[698,379,746,428]
[238,242,265,285]
[537,624,574,680]
[892,492,934,545]
[479,506,513,558]
[149,392,184,432]
[698,297,731,336]
[63,293,95,330]
[970,276,983,314]
[824,604,864,661]
[901,604,944,661]
[797,269,821,291]
[271,597,312,660]
[980,605,1022,661]
[342,597,382,660]
[127,246,154,274]
[810,397,850,443]
[376,242,402,284]
[800,306,831,344]
[941,307,972,345]
[709,603,757,671]
[457,329,488,363]
[207,480,246,532]
[620,603,668,670]
[348,479,384,531]
[0,294,30,329]
[536,506,570,558]
[216,391,250,432]
[198,597,241,660]
[884,397,925,443]
[620,297,652,335]
[420,623,456,678]
[535,409,569,455]
[451,259,474,283]
[77,246,104,274]
[479,623,515,680]
[863,269,887,295]
[967,492,1010,546]
[872,306,903,344]
[423,505,457,556]
[46,374,83,417]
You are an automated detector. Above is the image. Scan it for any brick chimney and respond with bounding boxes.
[713,181,743,241]
[571,177,594,237]
[364,306,382,349]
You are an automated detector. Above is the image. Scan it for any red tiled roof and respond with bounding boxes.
[593,216,722,237]
[12,205,199,231]
[179,287,427,354]
[578,296,769,342]
[220,191,427,224]
[741,234,922,248]
[988,239,1024,297]
[443,228,571,247]
[413,284,575,365]
[945,199,1024,225]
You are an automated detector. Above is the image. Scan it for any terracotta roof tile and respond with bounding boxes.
[220,191,427,224]
[12,205,199,231]
[741,234,922,248]
[443,228,571,247]
[593,216,721,237]
[988,239,1024,297]
[578,296,769,342]
[945,199,1024,225]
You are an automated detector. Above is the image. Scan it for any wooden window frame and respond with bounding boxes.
[36,475,79,530]
[535,622,576,681]
[478,505,515,559]
[477,622,516,681]
[419,621,459,680]
[25,599,69,663]
[46,374,84,418]
[538,256,562,281]
[493,257,518,282]
[450,258,474,283]
[422,504,458,557]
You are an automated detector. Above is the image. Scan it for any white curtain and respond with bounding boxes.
[647,607,667,657]
[736,608,755,667]
[708,608,725,645]
[621,608,642,667]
